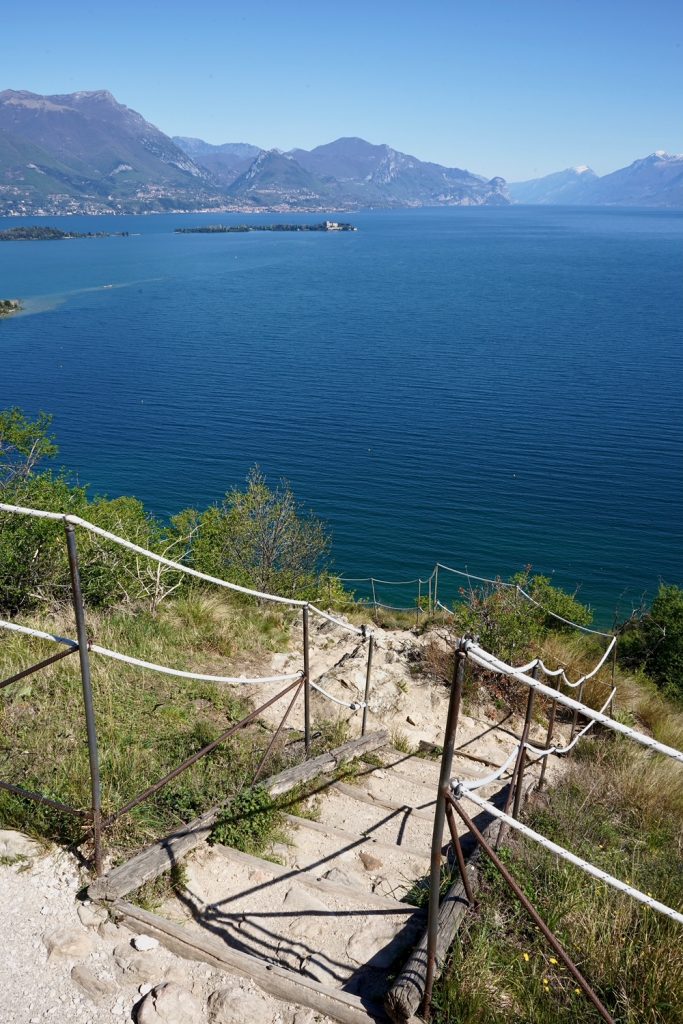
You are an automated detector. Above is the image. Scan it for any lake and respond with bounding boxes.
[1,206,681,624]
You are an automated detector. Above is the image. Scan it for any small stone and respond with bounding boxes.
[139,983,154,996]
[132,934,159,951]
[323,866,360,887]
[98,920,121,941]
[0,829,43,859]
[137,982,204,1024]
[371,769,387,779]
[208,983,274,1024]
[78,902,109,929]
[43,926,96,959]
[406,712,422,727]
[359,850,383,872]
[70,965,117,1003]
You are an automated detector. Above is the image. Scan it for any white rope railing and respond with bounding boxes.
[308,604,365,636]
[0,619,77,648]
[515,586,613,638]
[453,787,683,926]
[437,562,516,588]
[527,689,616,758]
[0,503,306,608]
[465,641,683,764]
[310,680,366,710]
[0,618,303,686]
[89,644,303,686]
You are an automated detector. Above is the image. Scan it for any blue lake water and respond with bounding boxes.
[0,207,681,624]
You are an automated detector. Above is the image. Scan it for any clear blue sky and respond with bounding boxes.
[5,0,682,180]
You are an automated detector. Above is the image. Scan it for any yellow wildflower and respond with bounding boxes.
[523,953,530,962]
[549,957,558,965]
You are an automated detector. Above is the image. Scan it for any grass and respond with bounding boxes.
[432,649,683,1024]
[0,592,300,857]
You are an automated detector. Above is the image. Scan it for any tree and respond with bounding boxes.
[192,467,331,599]
[620,584,683,700]
[0,408,57,490]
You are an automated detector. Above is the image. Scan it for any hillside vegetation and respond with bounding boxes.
[1,408,682,1023]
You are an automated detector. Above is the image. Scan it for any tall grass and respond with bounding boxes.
[0,593,297,855]
[433,645,683,1024]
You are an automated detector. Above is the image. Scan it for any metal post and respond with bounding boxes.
[423,641,467,1018]
[512,665,537,819]
[302,605,311,757]
[445,797,474,905]
[371,578,377,618]
[539,673,561,790]
[416,580,421,630]
[570,680,585,742]
[361,634,374,737]
[450,798,616,1024]
[64,522,103,876]
[433,565,439,612]
[428,575,433,616]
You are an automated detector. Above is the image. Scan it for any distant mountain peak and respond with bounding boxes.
[573,165,592,174]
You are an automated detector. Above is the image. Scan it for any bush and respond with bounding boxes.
[191,466,332,600]
[620,584,683,700]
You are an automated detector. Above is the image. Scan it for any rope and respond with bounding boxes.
[90,644,303,685]
[526,689,616,758]
[457,746,520,792]
[0,619,77,648]
[308,605,365,636]
[0,503,306,608]
[437,563,515,588]
[0,618,303,686]
[516,586,613,638]
[310,681,366,710]
[453,788,683,926]
[465,642,683,764]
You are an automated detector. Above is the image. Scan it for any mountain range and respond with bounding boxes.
[0,89,507,214]
[0,89,680,215]
[509,152,683,207]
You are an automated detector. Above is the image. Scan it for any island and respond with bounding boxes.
[175,220,357,234]
[0,299,22,317]
[0,227,129,241]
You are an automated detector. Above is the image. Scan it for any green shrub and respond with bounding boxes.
[210,786,283,854]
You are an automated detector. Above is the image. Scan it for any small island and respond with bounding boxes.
[175,220,357,234]
[0,226,129,241]
[0,299,22,317]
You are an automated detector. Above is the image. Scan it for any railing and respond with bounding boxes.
[0,503,376,874]
[412,636,683,1023]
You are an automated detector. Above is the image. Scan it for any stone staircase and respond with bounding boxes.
[156,743,525,1020]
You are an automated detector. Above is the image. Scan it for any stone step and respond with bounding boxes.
[273,812,432,901]
[167,844,422,996]
[304,785,443,851]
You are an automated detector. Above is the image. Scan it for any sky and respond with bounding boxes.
[4,0,683,181]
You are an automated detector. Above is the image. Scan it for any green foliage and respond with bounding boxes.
[448,569,594,662]
[0,407,57,488]
[191,466,331,600]
[210,786,283,855]
[619,584,683,700]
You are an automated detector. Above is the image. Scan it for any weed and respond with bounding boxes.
[210,787,284,855]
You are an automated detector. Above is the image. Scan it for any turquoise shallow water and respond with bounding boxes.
[0,206,681,624]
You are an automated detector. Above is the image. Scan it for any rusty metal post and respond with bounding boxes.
[512,665,537,819]
[433,564,439,612]
[64,522,103,876]
[539,672,561,790]
[416,580,421,630]
[302,605,311,758]
[570,680,586,742]
[445,797,474,905]
[423,640,468,1018]
[450,797,616,1024]
[361,634,374,737]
